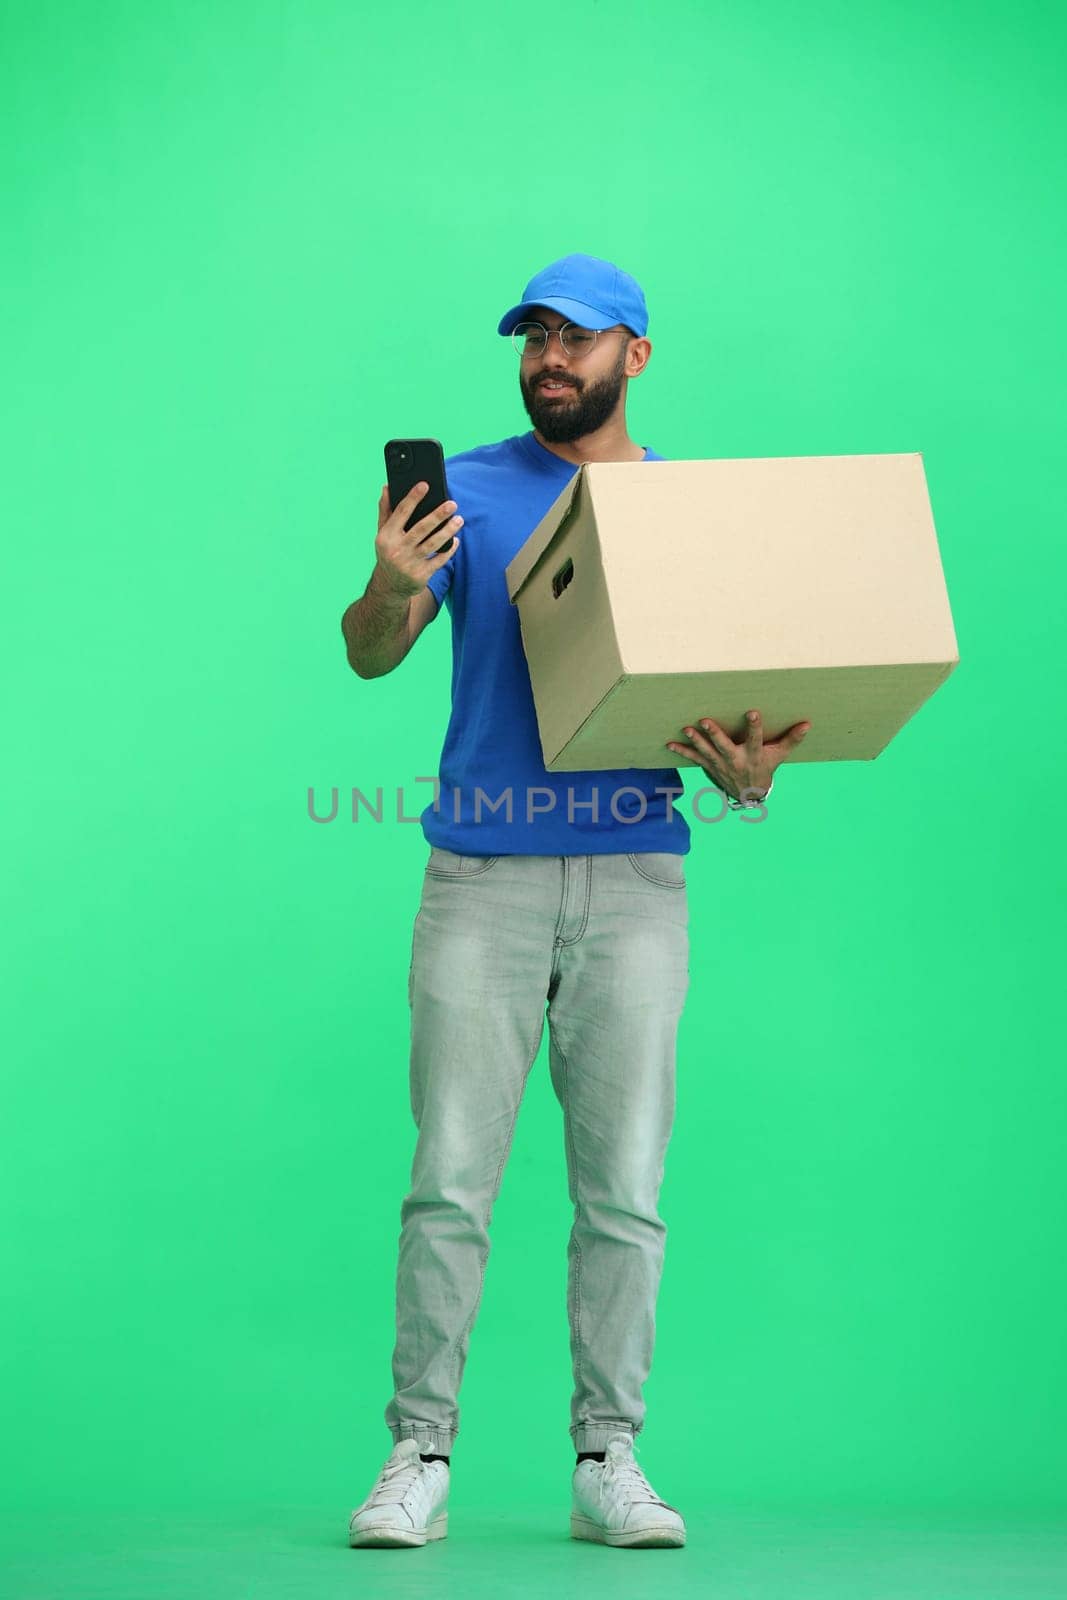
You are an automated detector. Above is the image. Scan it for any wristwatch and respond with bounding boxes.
[722,774,774,811]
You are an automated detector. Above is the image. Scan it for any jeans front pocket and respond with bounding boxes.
[625,851,687,888]
[425,846,501,877]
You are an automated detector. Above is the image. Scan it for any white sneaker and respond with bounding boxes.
[348,1437,449,1548]
[571,1433,686,1548]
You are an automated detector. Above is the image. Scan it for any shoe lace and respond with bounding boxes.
[597,1445,665,1509]
[368,1455,431,1507]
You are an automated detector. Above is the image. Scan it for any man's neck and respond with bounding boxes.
[532,421,646,466]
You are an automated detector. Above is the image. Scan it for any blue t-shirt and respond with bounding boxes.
[420,430,690,857]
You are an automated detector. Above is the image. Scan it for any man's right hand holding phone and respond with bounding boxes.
[373,482,462,598]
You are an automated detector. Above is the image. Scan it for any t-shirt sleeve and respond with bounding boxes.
[426,551,455,609]
[425,457,467,609]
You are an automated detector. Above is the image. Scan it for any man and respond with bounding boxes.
[340,254,812,1550]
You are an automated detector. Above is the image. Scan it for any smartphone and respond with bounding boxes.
[384,438,457,557]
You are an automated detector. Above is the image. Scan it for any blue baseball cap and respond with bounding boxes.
[497,252,649,338]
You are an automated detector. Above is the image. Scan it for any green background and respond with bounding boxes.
[3,0,1065,1592]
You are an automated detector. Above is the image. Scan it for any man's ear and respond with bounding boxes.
[626,337,652,378]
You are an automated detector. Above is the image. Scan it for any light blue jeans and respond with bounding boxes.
[384,846,690,1456]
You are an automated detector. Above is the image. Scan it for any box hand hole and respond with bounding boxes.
[552,558,574,599]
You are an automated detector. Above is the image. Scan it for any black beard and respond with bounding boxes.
[519,345,628,443]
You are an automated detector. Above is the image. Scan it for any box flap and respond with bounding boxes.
[505,466,586,603]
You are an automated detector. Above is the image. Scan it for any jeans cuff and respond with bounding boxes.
[571,1422,637,1453]
[390,1424,457,1456]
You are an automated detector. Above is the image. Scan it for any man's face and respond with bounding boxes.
[517,308,633,443]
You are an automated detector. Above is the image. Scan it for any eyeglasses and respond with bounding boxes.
[511,321,602,358]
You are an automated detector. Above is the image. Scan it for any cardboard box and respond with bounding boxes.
[505,453,959,771]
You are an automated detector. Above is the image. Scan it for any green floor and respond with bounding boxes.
[2,1505,1065,1599]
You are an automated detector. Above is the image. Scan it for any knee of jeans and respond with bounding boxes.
[577,1176,668,1228]
[407,1143,507,1217]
